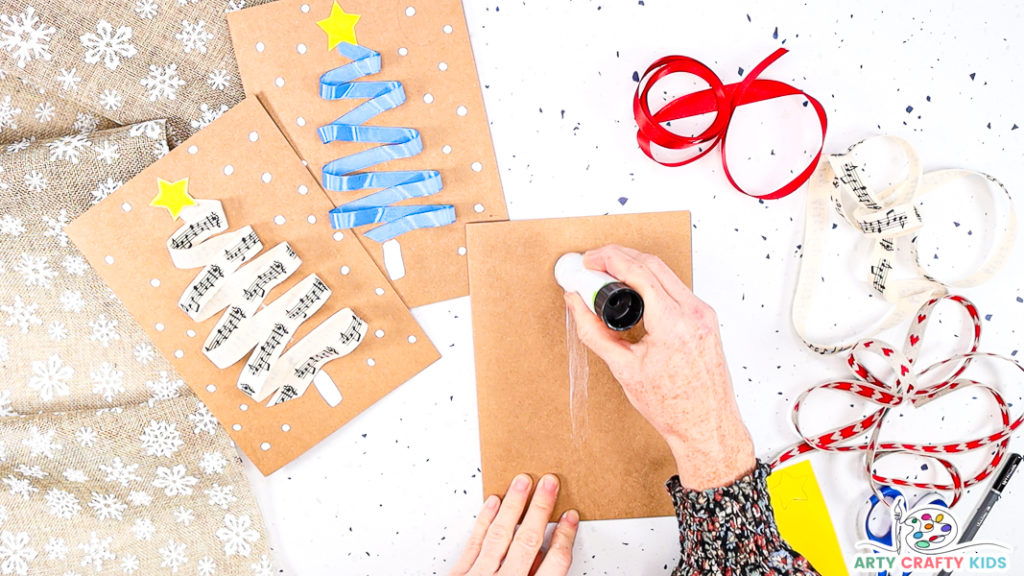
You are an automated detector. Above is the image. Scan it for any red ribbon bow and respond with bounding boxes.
[633,48,827,200]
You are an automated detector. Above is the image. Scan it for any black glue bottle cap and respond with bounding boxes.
[594,282,644,331]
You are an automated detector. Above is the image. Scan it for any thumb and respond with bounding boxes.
[564,292,632,367]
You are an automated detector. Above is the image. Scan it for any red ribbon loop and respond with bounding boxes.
[633,48,827,200]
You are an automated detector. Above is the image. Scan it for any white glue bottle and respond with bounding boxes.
[554,252,644,331]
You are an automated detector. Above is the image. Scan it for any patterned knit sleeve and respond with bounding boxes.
[666,460,820,576]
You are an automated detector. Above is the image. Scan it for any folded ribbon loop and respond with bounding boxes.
[773,295,1022,508]
[633,48,827,200]
[318,42,455,242]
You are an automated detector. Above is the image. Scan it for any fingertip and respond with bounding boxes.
[483,494,499,510]
[562,509,580,527]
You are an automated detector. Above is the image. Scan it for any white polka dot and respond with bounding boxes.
[438,62,448,71]
[443,24,453,34]
[374,329,385,338]
[300,4,309,13]
[248,131,259,142]
[260,442,271,451]
[471,162,483,172]
[307,215,317,224]
[296,116,306,127]
[186,329,196,338]
[398,47,408,56]
[366,358,376,367]
[442,145,452,154]
[275,77,285,87]
[255,41,265,53]
[332,232,344,241]
[374,287,385,296]
[206,384,216,393]
[262,172,273,183]
[456,106,468,116]
[474,203,485,213]
[104,255,114,265]
[174,349,184,359]
[155,323,165,331]
[150,278,161,287]
[281,424,291,432]
[239,404,249,412]
[223,165,234,176]
[457,246,467,256]
[340,265,350,275]
[297,185,308,195]
[423,93,434,104]
[187,145,198,154]
[405,6,415,16]
[274,215,286,225]
[297,43,307,54]
[232,424,242,431]
[121,202,131,212]
[407,335,417,344]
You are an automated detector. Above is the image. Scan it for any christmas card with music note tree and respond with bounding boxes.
[227,0,508,308]
[66,97,440,475]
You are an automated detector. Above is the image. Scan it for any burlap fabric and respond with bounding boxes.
[0,0,275,146]
[0,122,271,575]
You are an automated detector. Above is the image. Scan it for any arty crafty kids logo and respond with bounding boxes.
[852,496,1011,573]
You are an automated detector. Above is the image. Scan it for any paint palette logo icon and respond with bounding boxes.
[902,506,958,553]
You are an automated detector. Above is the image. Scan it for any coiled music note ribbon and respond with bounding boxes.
[168,198,368,406]
[792,136,1017,354]
[633,48,827,200]
[772,295,1023,508]
[318,42,455,242]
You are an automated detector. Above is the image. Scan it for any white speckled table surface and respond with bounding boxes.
[244,1,1024,573]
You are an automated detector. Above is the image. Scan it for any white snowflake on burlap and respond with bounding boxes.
[99,457,141,487]
[250,554,273,576]
[207,69,230,90]
[188,403,218,435]
[2,295,41,332]
[60,289,85,313]
[32,101,54,123]
[55,67,80,91]
[173,506,194,526]
[146,371,183,400]
[5,137,33,153]
[133,342,155,364]
[135,0,159,19]
[90,362,125,402]
[46,321,67,341]
[87,492,127,520]
[13,253,55,287]
[205,484,237,510]
[97,88,122,111]
[60,255,88,276]
[127,491,152,507]
[44,488,82,519]
[121,554,140,574]
[189,102,228,130]
[0,214,25,236]
[46,133,90,163]
[90,177,122,204]
[0,95,21,133]
[63,469,88,483]
[77,531,114,572]
[131,518,156,541]
[93,140,119,164]
[0,390,14,417]
[0,530,37,575]
[2,475,37,499]
[197,556,217,576]
[74,427,96,447]
[158,539,187,573]
[152,465,197,496]
[0,6,55,68]
[88,314,120,347]
[41,209,69,247]
[22,169,45,192]
[140,63,185,101]
[72,112,99,134]
[140,420,184,458]
[216,514,259,557]
[176,19,213,54]
[80,19,137,71]
[27,355,72,402]
[43,537,67,560]
[198,452,227,475]
[23,426,61,459]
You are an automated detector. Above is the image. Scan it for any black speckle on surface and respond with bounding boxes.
[954,221,960,227]
[1014,124,1020,130]
[632,70,639,82]
[1016,296,1022,303]
[926,95,932,102]
[906,105,914,113]
[747,13,751,22]
[738,66,744,77]
[970,72,976,80]
[560,109,565,119]
[772,26,778,39]
[985,314,993,321]
[617,197,628,205]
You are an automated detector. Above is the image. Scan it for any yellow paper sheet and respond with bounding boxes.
[767,460,849,576]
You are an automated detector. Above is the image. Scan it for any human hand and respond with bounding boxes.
[564,245,756,490]
[450,474,579,576]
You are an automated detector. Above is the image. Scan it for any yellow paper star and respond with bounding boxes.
[150,178,196,220]
[317,1,360,51]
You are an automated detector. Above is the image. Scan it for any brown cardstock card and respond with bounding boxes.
[227,0,508,308]
[467,212,693,520]
[66,97,440,475]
